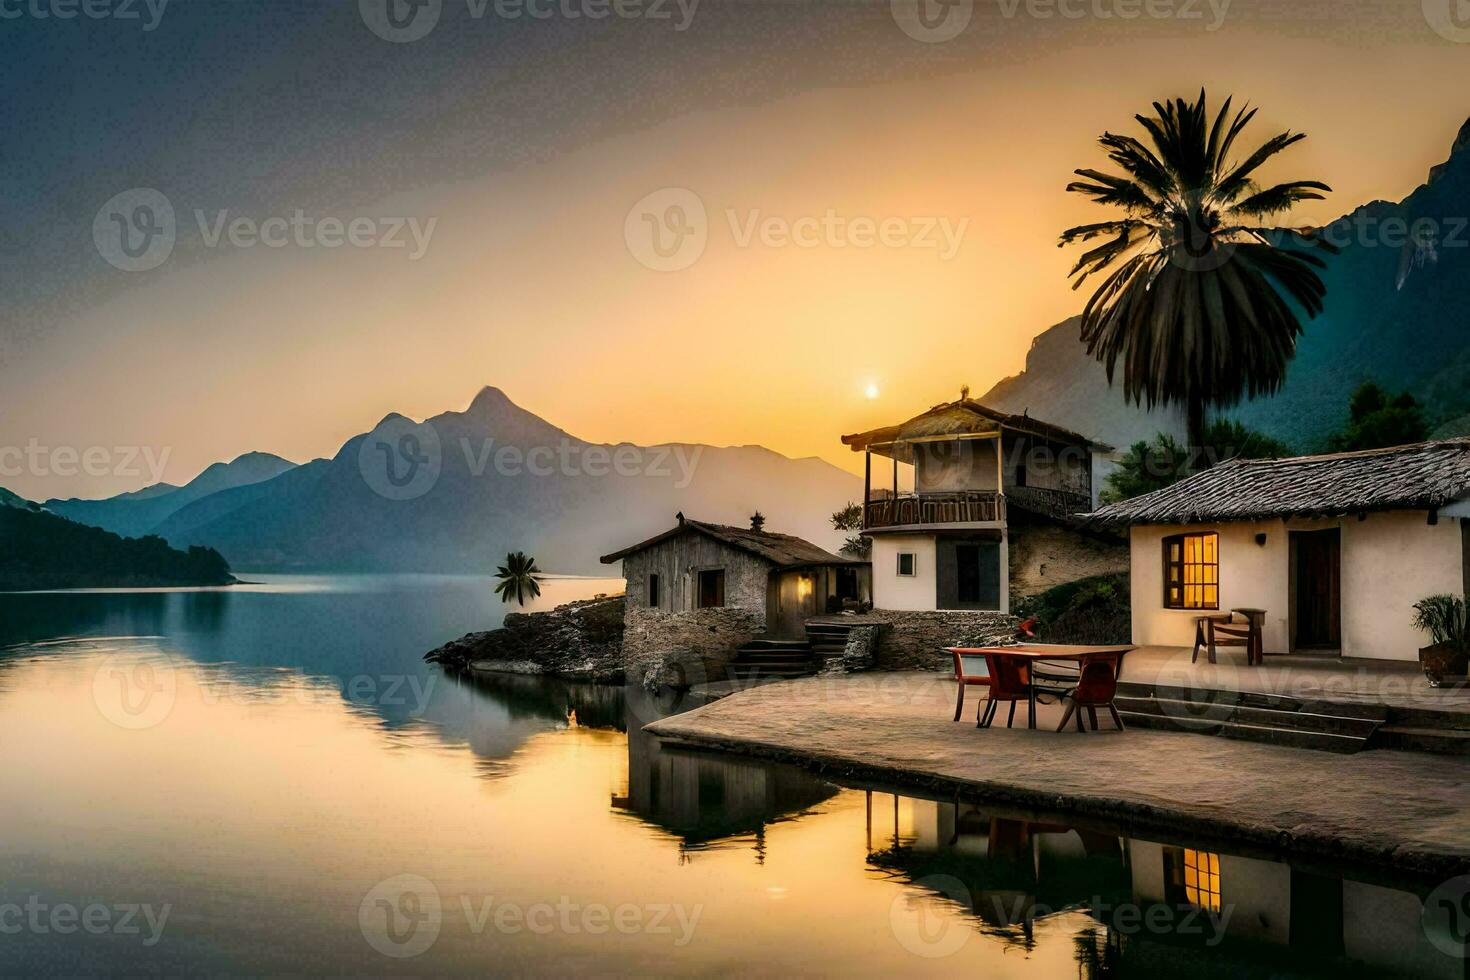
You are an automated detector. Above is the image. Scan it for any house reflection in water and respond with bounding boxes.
[870,794,1462,977]
[613,723,839,860]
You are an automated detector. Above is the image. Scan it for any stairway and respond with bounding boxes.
[1113,681,1388,754]
[805,621,855,663]
[730,638,818,680]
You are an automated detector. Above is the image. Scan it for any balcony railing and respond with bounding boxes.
[864,490,1006,530]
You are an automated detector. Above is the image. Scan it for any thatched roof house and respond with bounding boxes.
[1088,439,1470,662]
[1089,439,1470,526]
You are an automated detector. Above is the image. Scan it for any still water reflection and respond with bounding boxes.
[0,576,1455,976]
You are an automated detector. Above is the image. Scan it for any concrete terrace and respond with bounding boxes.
[652,669,1470,880]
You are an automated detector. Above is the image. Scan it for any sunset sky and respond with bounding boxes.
[4,0,1470,500]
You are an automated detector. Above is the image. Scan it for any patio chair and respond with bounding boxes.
[1056,659,1125,732]
[951,651,991,722]
[1193,611,1263,665]
[979,655,1032,729]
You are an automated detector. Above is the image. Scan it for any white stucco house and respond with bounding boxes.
[1087,439,1470,661]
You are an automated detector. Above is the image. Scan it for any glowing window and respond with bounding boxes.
[1165,846,1222,912]
[1163,532,1219,610]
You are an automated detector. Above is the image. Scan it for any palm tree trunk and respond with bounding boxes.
[1187,398,1207,468]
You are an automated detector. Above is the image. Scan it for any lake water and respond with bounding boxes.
[0,575,1457,976]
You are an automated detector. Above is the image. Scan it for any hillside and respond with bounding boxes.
[153,387,862,574]
[45,451,297,539]
[983,116,1470,452]
[0,506,234,591]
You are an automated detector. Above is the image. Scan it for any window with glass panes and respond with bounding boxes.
[1163,532,1218,609]
[1164,847,1222,912]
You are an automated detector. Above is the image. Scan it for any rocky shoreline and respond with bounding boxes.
[424,595,628,684]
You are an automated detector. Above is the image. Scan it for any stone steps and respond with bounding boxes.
[731,639,817,680]
[1112,685,1387,755]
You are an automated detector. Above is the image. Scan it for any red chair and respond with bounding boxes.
[979,654,1032,729]
[1056,659,1124,732]
[951,651,991,722]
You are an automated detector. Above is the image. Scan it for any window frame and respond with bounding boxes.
[696,568,726,609]
[1162,531,1220,611]
[896,552,917,577]
[647,572,660,609]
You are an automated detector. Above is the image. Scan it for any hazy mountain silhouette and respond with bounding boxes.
[0,486,41,512]
[983,116,1470,452]
[45,451,297,539]
[152,387,861,574]
[0,505,233,590]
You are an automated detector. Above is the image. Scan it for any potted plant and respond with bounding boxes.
[1413,594,1470,687]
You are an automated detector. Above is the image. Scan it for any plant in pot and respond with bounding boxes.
[1412,594,1470,688]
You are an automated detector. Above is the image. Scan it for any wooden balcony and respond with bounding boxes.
[863,491,1006,530]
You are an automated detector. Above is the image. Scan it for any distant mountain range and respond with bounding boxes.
[45,452,297,539]
[983,116,1470,453]
[30,387,861,575]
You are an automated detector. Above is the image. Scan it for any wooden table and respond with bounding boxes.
[947,644,1136,730]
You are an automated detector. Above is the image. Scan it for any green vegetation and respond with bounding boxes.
[1014,573,1131,645]
[494,551,544,606]
[1100,419,1292,503]
[1412,594,1469,654]
[1325,382,1430,452]
[0,506,233,590]
[831,502,870,559]
[1060,90,1334,449]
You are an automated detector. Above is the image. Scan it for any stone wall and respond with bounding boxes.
[623,604,766,687]
[1008,520,1128,599]
[868,609,1018,671]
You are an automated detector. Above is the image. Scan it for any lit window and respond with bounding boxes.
[897,553,916,577]
[1165,847,1222,912]
[1163,532,1218,610]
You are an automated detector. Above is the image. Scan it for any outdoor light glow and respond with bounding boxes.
[864,384,880,400]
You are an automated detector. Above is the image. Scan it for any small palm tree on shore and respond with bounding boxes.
[494,551,543,606]
[1060,90,1335,453]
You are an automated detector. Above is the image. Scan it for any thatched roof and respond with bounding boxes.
[841,398,1105,463]
[600,517,861,567]
[1087,439,1470,526]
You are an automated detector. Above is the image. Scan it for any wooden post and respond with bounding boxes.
[893,455,900,521]
[863,451,871,528]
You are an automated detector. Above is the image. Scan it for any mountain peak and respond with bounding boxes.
[465,385,515,416]
[1427,117,1470,186]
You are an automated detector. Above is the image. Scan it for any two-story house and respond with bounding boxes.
[842,393,1124,614]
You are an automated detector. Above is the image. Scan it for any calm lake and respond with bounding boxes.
[0,575,1455,976]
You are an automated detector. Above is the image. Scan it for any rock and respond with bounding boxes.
[822,625,880,675]
[425,595,626,684]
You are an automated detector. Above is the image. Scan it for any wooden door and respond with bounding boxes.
[1294,530,1341,648]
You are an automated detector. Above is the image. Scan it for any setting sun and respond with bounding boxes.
[865,384,880,400]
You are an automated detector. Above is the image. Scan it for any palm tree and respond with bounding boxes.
[493,551,543,606]
[1060,90,1335,453]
